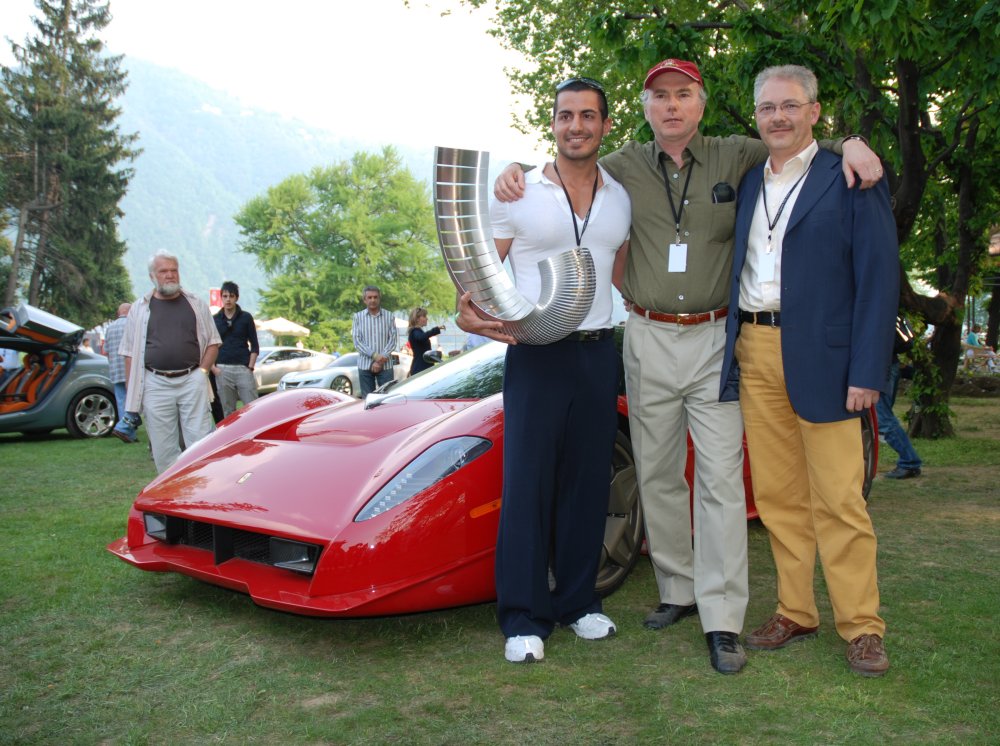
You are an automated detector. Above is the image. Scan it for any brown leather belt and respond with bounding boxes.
[632,303,728,325]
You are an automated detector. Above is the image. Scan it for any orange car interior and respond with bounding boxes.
[0,352,67,413]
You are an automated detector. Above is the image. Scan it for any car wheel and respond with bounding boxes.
[331,375,353,396]
[595,429,643,597]
[66,388,117,438]
[861,407,876,500]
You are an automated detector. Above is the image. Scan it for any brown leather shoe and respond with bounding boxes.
[847,634,889,677]
[745,613,819,650]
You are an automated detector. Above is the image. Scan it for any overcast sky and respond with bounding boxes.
[0,0,550,160]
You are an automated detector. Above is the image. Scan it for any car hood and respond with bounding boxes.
[133,397,495,540]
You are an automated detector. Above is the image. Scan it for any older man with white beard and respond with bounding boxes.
[120,250,221,472]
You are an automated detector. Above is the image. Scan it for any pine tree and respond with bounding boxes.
[0,0,138,326]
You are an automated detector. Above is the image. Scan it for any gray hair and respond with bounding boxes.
[147,249,179,276]
[640,85,708,106]
[754,65,818,104]
[362,285,381,298]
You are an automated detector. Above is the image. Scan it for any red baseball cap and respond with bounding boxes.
[643,58,704,89]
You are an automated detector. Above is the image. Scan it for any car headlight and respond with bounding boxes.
[355,436,491,522]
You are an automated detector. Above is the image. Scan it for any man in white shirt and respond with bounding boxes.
[460,78,631,664]
[719,65,899,677]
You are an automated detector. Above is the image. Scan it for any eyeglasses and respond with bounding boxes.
[556,77,606,94]
[754,100,814,118]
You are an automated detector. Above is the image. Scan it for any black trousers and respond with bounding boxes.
[495,335,618,638]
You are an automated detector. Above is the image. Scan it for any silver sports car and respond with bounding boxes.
[277,352,409,397]
[0,303,117,438]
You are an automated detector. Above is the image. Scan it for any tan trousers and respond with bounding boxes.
[624,313,748,634]
[736,324,884,641]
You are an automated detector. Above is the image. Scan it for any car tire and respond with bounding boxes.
[330,375,353,397]
[595,429,643,597]
[66,388,117,438]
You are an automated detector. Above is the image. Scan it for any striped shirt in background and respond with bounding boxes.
[104,315,128,384]
[351,308,397,371]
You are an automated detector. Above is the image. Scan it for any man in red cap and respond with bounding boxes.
[492,58,883,675]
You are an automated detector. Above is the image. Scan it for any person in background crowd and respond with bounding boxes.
[106,302,143,443]
[119,250,221,472]
[351,285,396,397]
[0,347,21,386]
[963,324,997,372]
[211,281,260,418]
[878,315,922,479]
[407,307,445,376]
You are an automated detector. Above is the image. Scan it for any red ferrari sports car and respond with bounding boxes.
[108,332,876,617]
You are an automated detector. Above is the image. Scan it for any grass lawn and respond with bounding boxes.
[1,397,997,744]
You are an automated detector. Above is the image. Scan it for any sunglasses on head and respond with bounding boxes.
[556,77,606,94]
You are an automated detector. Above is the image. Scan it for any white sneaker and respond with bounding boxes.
[504,635,544,663]
[569,612,617,640]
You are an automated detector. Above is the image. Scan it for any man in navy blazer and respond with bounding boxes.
[719,65,899,677]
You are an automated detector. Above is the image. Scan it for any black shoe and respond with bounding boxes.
[706,631,747,675]
[643,603,698,630]
[885,466,921,479]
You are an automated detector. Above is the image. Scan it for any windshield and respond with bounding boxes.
[381,342,506,401]
[328,353,358,368]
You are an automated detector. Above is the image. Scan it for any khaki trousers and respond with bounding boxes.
[624,313,748,634]
[142,369,215,474]
[736,324,884,640]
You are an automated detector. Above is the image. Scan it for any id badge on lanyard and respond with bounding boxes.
[659,157,693,273]
[668,243,688,272]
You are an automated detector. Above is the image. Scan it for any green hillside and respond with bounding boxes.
[116,59,437,312]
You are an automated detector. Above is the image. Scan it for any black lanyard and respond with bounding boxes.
[759,154,815,251]
[553,160,599,248]
[658,152,694,244]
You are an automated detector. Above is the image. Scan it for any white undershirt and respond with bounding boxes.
[739,140,819,313]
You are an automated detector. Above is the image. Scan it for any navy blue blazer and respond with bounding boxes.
[719,148,899,423]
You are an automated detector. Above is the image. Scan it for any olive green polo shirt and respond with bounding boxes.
[600,133,841,314]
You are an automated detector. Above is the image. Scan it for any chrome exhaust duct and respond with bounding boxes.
[433,146,595,345]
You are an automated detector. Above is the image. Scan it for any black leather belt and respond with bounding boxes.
[145,364,197,378]
[739,310,781,327]
[563,328,614,342]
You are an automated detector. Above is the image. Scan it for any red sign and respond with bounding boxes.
[209,288,222,307]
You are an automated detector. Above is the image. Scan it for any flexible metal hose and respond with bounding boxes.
[433,146,596,345]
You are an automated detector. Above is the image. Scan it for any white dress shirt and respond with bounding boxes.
[739,140,819,313]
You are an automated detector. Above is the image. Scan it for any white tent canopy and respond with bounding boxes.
[255,317,310,337]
